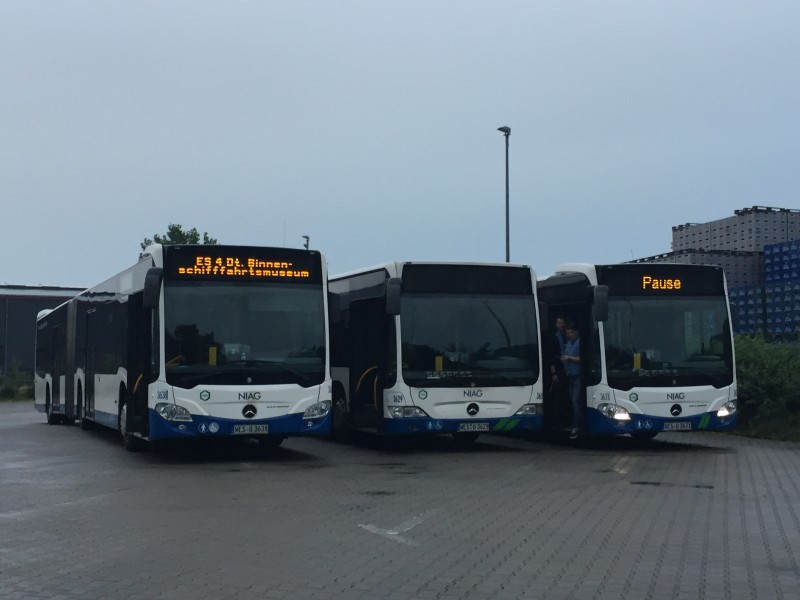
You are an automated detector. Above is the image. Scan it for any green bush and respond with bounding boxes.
[16,384,34,400]
[735,335,800,440]
[0,383,15,400]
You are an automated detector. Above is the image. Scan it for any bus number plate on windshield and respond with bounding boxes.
[662,422,691,431]
[458,422,490,432]
[234,424,269,435]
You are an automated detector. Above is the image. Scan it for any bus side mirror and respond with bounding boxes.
[729,302,739,332]
[143,268,163,309]
[538,301,549,330]
[386,278,402,316]
[592,285,608,322]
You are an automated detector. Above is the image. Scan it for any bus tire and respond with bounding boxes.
[78,383,93,431]
[45,386,61,425]
[331,391,353,444]
[119,398,145,452]
[452,432,480,448]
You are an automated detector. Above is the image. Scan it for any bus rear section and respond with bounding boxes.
[329,262,544,443]
[538,263,737,439]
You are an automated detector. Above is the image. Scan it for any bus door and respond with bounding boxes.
[84,308,97,419]
[349,297,389,431]
[544,303,593,431]
[52,324,66,412]
[127,292,153,437]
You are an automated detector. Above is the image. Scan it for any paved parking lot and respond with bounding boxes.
[1,400,799,600]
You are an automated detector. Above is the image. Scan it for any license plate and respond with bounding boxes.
[458,422,490,432]
[233,424,269,435]
[662,422,691,431]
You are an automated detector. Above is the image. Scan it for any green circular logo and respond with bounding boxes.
[419,390,428,400]
[629,393,638,402]
[200,390,211,401]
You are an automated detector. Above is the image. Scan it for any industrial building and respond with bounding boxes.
[0,285,84,382]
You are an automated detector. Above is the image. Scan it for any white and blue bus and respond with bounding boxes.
[34,244,331,450]
[329,262,543,444]
[537,263,737,439]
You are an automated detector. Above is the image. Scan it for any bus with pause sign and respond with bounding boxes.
[34,244,332,450]
[328,262,544,445]
[537,263,737,439]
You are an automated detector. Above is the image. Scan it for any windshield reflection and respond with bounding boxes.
[164,281,325,388]
[604,296,733,390]
[400,293,539,387]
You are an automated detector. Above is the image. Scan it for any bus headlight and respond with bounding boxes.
[303,400,331,419]
[598,403,631,421]
[514,404,543,416]
[717,401,737,417]
[155,403,193,422]
[388,406,429,419]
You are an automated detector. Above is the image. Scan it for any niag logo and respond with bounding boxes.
[239,392,261,401]
[667,392,686,400]
[463,390,483,398]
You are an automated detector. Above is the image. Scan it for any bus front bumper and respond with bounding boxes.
[381,414,542,436]
[587,408,737,436]
[148,410,331,440]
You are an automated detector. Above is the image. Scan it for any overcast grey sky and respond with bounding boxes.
[2,1,799,287]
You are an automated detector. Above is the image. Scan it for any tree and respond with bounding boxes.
[141,224,218,253]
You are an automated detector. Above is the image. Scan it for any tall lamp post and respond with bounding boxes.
[302,235,310,250]
[497,126,511,263]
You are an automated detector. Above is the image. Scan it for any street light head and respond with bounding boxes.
[497,126,511,134]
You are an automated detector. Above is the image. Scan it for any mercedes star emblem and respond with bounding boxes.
[670,404,682,417]
[242,404,257,419]
[467,403,480,416]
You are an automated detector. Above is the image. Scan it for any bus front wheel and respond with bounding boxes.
[118,399,145,452]
[331,394,353,444]
[45,386,61,425]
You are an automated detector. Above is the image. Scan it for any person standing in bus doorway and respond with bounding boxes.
[561,321,582,440]
[554,315,567,355]
[549,315,569,428]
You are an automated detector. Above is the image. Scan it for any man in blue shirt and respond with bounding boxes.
[561,321,582,439]
[554,315,567,355]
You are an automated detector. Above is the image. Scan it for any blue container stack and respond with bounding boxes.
[762,240,800,335]
[728,284,765,335]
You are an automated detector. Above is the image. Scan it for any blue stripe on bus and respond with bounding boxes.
[93,410,119,430]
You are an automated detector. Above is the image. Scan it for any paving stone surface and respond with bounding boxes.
[1,401,798,599]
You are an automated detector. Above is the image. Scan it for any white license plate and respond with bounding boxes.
[233,424,269,435]
[662,422,691,431]
[458,422,490,432]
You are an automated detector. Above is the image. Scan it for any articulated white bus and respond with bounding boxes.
[538,263,737,438]
[35,244,331,450]
[328,262,543,444]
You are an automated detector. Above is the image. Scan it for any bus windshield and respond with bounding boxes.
[400,293,539,388]
[163,281,326,388]
[603,296,733,390]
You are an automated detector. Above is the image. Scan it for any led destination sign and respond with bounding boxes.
[163,246,322,284]
[597,264,725,296]
[641,276,681,291]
